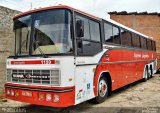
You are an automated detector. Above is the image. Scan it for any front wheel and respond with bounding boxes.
[93,76,109,103]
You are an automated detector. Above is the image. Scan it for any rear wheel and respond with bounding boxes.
[93,76,109,103]
[143,68,149,82]
[150,68,153,78]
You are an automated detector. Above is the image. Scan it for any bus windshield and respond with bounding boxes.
[14,9,73,56]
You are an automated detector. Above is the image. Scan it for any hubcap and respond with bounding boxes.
[99,79,107,97]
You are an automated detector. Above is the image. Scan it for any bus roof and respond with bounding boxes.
[13,5,154,41]
[13,5,100,20]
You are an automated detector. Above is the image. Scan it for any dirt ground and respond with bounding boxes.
[0,74,160,113]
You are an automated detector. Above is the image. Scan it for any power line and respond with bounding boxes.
[30,2,32,10]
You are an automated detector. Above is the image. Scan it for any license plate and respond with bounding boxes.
[22,91,32,97]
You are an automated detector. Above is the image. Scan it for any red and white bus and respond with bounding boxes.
[5,5,157,107]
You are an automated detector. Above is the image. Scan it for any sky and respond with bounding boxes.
[0,0,160,19]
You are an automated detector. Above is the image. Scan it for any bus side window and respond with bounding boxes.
[76,14,102,56]
[113,26,121,45]
[89,20,100,41]
[147,39,152,50]
[104,23,113,43]
[151,41,156,51]
[132,33,140,48]
[104,23,121,45]
[153,41,156,51]
[140,37,147,49]
[76,16,90,40]
[121,29,132,47]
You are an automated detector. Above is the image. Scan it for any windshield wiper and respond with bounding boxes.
[34,40,48,58]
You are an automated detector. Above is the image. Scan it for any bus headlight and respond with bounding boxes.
[46,94,52,101]
[11,90,14,96]
[53,94,59,102]
[7,89,10,95]
[38,93,45,101]
[15,90,19,97]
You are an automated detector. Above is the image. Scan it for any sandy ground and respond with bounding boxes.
[0,74,160,113]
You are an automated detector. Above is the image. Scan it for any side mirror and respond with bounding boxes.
[76,20,84,37]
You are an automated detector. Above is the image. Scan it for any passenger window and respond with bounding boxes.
[151,41,156,51]
[152,41,156,51]
[76,14,102,56]
[147,39,152,50]
[104,23,113,43]
[77,40,101,55]
[113,26,120,44]
[104,23,120,45]
[140,37,147,49]
[76,15,90,40]
[121,29,132,46]
[89,20,100,41]
[132,34,140,48]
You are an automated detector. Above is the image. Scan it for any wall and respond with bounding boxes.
[0,6,20,94]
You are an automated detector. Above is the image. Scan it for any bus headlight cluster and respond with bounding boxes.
[6,89,19,97]
[38,93,60,103]
[46,94,52,101]
[53,94,59,102]
[7,89,10,95]
[11,90,14,96]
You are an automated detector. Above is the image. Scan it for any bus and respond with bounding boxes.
[5,5,157,107]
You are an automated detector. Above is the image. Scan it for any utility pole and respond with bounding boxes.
[30,2,32,10]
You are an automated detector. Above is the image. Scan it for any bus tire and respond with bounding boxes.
[143,68,149,82]
[94,76,109,103]
[150,67,153,78]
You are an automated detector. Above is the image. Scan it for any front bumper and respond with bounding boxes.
[5,83,75,108]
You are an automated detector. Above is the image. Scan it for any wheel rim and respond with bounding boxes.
[98,79,107,97]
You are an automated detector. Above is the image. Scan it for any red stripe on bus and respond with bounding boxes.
[11,60,55,65]
[13,5,100,20]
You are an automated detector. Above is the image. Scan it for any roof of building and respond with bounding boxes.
[108,11,160,15]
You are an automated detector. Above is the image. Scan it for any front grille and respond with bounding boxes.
[6,69,60,86]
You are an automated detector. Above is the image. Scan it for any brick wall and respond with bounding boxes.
[0,6,20,94]
[110,14,160,53]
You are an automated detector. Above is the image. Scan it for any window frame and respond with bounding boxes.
[75,12,102,56]
[132,33,141,49]
[103,20,121,46]
[140,36,147,50]
[120,28,132,47]
[147,39,152,50]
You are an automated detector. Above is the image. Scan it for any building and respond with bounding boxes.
[108,11,160,70]
[0,6,20,96]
